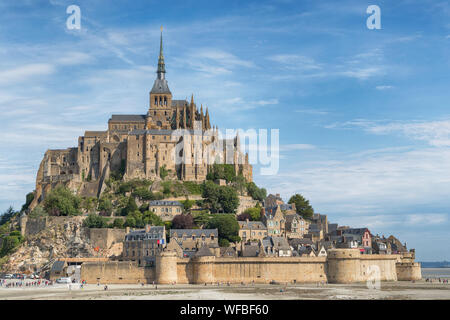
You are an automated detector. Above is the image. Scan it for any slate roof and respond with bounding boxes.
[271,236,290,250]
[308,224,321,232]
[149,200,182,207]
[343,228,369,236]
[150,78,171,94]
[285,214,304,229]
[126,226,165,241]
[241,244,259,257]
[171,100,187,107]
[195,244,214,257]
[288,238,313,247]
[109,114,146,122]
[238,221,266,230]
[51,260,66,273]
[170,229,218,238]
[220,247,237,257]
[279,204,294,211]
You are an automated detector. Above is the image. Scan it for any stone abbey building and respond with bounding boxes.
[30,30,252,209]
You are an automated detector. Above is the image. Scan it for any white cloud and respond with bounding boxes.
[56,52,93,65]
[342,119,450,147]
[341,67,384,80]
[259,146,450,216]
[376,85,394,90]
[280,144,315,151]
[0,63,55,85]
[295,108,329,115]
[268,54,322,71]
[336,213,448,230]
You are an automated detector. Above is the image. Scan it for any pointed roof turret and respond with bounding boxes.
[157,26,166,78]
[150,26,171,95]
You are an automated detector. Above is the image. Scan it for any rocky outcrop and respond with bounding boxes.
[3,217,96,274]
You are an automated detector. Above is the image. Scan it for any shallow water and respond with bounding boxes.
[422,268,450,279]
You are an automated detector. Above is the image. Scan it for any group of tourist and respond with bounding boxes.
[425,278,449,284]
[0,279,52,288]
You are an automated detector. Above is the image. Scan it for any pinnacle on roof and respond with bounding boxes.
[150,27,171,95]
[157,25,166,78]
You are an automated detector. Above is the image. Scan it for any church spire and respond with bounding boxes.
[157,26,166,79]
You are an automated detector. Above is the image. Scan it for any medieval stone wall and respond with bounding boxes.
[81,261,154,284]
[80,249,419,285]
[88,228,127,250]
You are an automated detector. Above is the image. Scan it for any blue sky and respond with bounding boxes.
[0,0,449,261]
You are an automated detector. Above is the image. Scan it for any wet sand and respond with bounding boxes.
[0,280,449,300]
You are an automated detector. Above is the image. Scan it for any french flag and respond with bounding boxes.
[157,239,165,244]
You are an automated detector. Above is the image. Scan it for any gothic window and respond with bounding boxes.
[164,96,167,106]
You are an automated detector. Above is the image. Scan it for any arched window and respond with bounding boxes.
[164,96,167,106]
[154,97,157,105]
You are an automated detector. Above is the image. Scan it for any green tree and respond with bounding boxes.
[219,239,230,247]
[121,197,138,216]
[243,207,262,221]
[83,214,108,228]
[246,182,267,202]
[160,165,169,180]
[288,194,314,219]
[205,214,241,244]
[181,200,196,212]
[43,186,81,216]
[112,218,124,229]
[81,197,98,214]
[172,214,195,229]
[206,164,236,182]
[0,206,17,226]
[0,233,24,257]
[98,197,113,216]
[21,192,35,212]
[220,186,239,213]
[202,181,239,213]
[124,216,136,228]
[28,205,47,218]
[193,212,211,228]
[232,175,246,195]
[142,211,163,226]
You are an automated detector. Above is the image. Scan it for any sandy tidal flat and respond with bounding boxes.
[0,281,450,300]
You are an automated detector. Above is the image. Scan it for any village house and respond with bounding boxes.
[149,200,183,221]
[262,205,285,236]
[264,194,284,208]
[238,219,268,243]
[169,229,219,257]
[262,236,292,257]
[285,214,309,239]
[305,223,324,241]
[311,213,329,235]
[123,225,166,266]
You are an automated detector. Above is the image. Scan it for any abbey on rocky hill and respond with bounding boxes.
[30,29,252,210]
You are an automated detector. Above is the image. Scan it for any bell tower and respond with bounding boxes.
[147,26,173,129]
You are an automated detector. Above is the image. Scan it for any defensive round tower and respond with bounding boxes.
[327,249,362,283]
[396,262,422,281]
[155,250,178,284]
[192,245,216,284]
